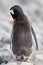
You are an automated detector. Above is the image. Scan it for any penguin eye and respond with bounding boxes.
[10,10,14,15]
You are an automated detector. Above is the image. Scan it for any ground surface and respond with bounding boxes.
[0,0,43,65]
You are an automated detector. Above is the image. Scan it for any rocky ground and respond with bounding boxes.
[0,0,43,65]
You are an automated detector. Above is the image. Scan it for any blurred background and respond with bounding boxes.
[0,0,43,65]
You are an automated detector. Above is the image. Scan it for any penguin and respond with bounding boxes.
[10,5,38,61]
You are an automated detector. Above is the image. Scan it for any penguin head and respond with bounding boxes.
[10,5,24,22]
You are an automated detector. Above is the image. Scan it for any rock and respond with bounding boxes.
[0,57,8,64]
